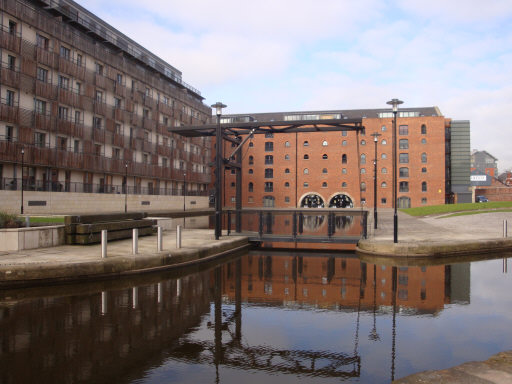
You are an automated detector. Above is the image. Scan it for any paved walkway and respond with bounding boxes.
[359,208,512,256]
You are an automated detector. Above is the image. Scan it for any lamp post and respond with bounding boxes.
[386,98,403,243]
[183,171,186,211]
[124,162,128,213]
[371,132,381,229]
[20,146,24,214]
[211,102,226,240]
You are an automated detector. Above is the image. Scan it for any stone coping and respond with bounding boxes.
[0,225,65,232]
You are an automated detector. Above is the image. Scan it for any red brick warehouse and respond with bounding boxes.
[218,107,470,209]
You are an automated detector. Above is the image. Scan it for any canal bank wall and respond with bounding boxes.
[0,229,249,287]
[357,209,512,257]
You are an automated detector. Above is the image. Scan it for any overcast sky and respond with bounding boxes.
[76,0,512,171]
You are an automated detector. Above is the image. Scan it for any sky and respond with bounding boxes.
[76,0,512,171]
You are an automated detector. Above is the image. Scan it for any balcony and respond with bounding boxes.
[113,133,125,147]
[58,87,78,105]
[0,30,21,53]
[0,103,19,124]
[34,113,54,131]
[142,118,156,130]
[1,68,19,88]
[35,81,57,99]
[94,102,107,116]
[36,47,55,67]
[92,129,105,142]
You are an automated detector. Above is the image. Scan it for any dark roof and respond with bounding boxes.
[222,107,442,121]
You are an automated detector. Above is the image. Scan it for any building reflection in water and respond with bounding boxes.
[0,253,470,383]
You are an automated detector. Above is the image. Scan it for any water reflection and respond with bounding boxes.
[0,251,503,384]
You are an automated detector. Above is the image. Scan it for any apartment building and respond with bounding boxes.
[220,108,470,209]
[0,0,211,212]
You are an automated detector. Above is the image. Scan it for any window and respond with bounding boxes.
[421,124,427,134]
[36,34,49,50]
[381,153,387,159]
[264,182,273,192]
[249,142,254,147]
[60,46,70,60]
[248,169,253,174]
[322,154,328,160]
[285,168,290,174]
[342,130,347,137]
[304,154,309,160]
[342,182,347,187]
[342,140,347,146]
[422,167,427,173]
[74,140,80,153]
[95,90,103,103]
[361,182,366,191]
[265,132,274,138]
[303,182,309,187]
[382,139,387,145]
[399,181,409,192]
[35,99,47,114]
[399,167,409,177]
[399,139,409,149]
[342,168,347,174]
[265,169,273,178]
[117,73,123,84]
[265,142,273,152]
[399,125,408,135]
[75,82,82,95]
[303,141,309,146]
[58,106,68,120]
[381,198,387,204]
[381,125,387,132]
[303,168,309,174]
[8,20,17,35]
[285,196,290,203]
[93,116,102,129]
[34,132,45,147]
[76,54,83,66]
[36,67,48,82]
[381,182,387,188]
[263,196,275,207]
[361,140,366,145]
[248,156,254,165]
[322,182,327,187]
[285,141,290,147]
[7,55,15,71]
[285,154,290,160]
[58,75,69,90]
[114,97,122,109]
[422,197,427,204]
[95,63,104,75]
[361,168,366,174]
[382,167,387,174]
[265,155,273,165]
[75,110,82,124]
[360,154,366,164]
[113,148,121,159]
[342,154,347,164]
[248,182,254,192]
[421,152,427,163]
[6,90,15,106]
[5,125,14,142]
[322,140,328,146]
[421,138,427,144]
[422,181,427,192]
[399,153,409,163]
[322,168,328,174]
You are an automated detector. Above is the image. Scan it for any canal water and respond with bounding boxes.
[1,251,512,383]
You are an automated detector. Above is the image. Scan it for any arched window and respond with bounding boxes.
[360,154,366,164]
[285,168,290,174]
[381,139,387,145]
[381,153,387,159]
[421,152,427,163]
[322,168,328,174]
[360,182,366,191]
[322,140,328,146]
[322,182,328,187]
[421,138,427,144]
[285,154,290,160]
[399,167,409,177]
[304,154,309,160]
[248,155,254,165]
[248,182,253,192]
[422,167,427,173]
[381,167,387,174]
[342,140,347,146]
[248,169,253,174]
[342,182,347,187]
[361,168,366,174]
[342,154,347,164]
[381,125,387,132]
[421,124,427,134]
[381,182,387,188]
[342,168,347,174]
[303,140,309,146]
[322,154,328,160]
[304,168,309,174]
[422,181,427,192]
[285,182,290,187]
[361,140,366,145]
[249,142,254,147]
[285,141,290,147]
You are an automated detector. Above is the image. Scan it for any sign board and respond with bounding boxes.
[470,175,487,182]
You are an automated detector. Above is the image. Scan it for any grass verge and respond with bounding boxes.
[401,201,512,217]
[441,209,512,218]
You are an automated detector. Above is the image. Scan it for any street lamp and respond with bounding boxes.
[371,132,381,229]
[386,98,403,243]
[183,171,186,211]
[124,162,128,213]
[211,102,227,240]
[20,146,24,214]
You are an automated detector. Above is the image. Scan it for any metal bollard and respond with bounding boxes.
[132,228,138,254]
[504,220,508,238]
[101,230,107,258]
[157,282,162,304]
[132,287,138,309]
[101,291,107,315]
[176,225,182,248]
[157,226,163,252]
[25,216,30,227]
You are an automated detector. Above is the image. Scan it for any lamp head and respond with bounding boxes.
[386,98,403,112]
[211,102,227,117]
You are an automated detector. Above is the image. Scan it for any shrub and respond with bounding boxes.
[0,212,23,228]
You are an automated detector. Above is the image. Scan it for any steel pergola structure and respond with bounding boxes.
[169,118,364,239]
